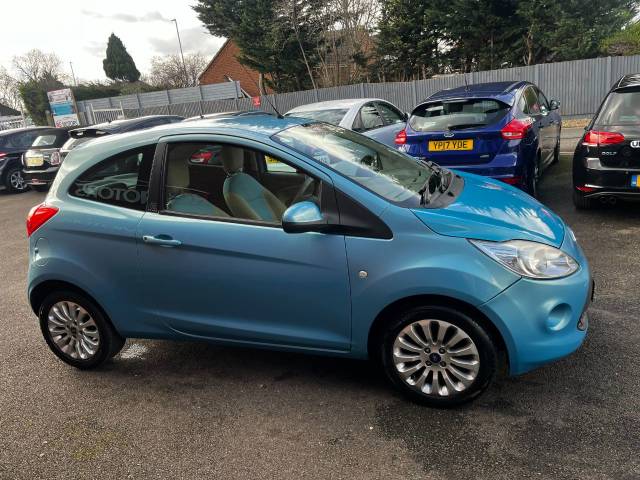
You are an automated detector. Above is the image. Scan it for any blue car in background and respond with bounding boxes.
[396,81,562,197]
[27,116,590,407]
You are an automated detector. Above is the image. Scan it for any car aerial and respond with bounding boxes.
[573,73,640,209]
[27,116,591,407]
[0,126,67,193]
[285,98,407,147]
[59,115,185,161]
[396,81,562,197]
[22,128,71,191]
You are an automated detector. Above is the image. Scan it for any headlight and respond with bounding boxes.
[469,239,578,279]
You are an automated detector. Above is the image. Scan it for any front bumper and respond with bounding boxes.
[23,167,59,186]
[478,229,592,375]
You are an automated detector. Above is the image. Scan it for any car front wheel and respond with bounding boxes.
[4,166,29,193]
[380,305,497,407]
[39,290,125,369]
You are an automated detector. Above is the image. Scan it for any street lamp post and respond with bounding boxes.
[171,18,189,86]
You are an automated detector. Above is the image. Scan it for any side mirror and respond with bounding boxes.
[282,201,328,234]
[549,99,560,110]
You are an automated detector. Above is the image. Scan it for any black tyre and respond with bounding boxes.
[38,290,125,369]
[551,130,561,164]
[4,166,29,193]
[379,305,497,407]
[572,190,593,210]
[525,156,540,198]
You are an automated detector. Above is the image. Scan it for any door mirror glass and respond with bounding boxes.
[282,201,327,233]
[550,99,560,110]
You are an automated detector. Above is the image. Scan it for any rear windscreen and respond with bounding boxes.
[286,109,348,126]
[409,99,510,132]
[595,89,640,126]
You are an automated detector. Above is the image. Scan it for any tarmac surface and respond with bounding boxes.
[1,150,639,479]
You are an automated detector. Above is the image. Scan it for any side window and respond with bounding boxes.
[522,87,541,115]
[537,89,550,113]
[376,102,405,125]
[163,142,321,224]
[358,103,384,131]
[70,145,155,211]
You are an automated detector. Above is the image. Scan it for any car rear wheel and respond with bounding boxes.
[39,290,125,369]
[573,190,593,210]
[4,166,29,193]
[379,305,497,407]
[551,137,560,164]
[526,157,540,197]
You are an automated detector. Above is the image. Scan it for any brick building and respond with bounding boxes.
[198,40,265,97]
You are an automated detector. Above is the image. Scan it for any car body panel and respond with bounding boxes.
[29,115,588,376]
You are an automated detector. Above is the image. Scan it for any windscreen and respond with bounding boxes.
[409,98,510,132]
[595,89,640,126]
[32,135,58,147]
[286,109,348,126]
[273,122,435,206]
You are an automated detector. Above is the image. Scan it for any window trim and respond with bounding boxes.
[150,135,334,229]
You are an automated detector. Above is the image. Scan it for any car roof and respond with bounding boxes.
[286,98,388,113]
[425,81,528,101]
[184,110,273,122]
[613,73,640,90]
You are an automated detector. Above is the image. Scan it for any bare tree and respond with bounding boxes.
[313,0,380,87]
[0,67,22,111]
[148,52,209,89]
[12,49,67,84]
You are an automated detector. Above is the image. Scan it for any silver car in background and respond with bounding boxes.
[285,98,407,147]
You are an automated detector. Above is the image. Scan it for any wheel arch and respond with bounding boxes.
[367,294,510,373]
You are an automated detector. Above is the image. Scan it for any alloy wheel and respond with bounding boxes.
[47,301,101,360]
[9,170,27,191]
[392,319,480,397]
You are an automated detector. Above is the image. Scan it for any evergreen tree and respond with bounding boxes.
[102,34,141,83]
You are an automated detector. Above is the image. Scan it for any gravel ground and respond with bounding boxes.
[0,154,639,480]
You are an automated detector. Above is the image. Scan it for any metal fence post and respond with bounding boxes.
[314,89,319,102]
[411,81,418,109]
[606,56,612,91]
[534,64,540,86]
[359,83,365,98]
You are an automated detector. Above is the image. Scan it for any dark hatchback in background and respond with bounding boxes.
[22,129,71,190]
[0,127,68,193]
[396,81,561,196]
[38,115,186,190]
[573,74,640,209]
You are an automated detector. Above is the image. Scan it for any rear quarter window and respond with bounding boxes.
[409,99,510,132]
[69,145,156,211]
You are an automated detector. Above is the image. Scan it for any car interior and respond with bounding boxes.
[164,143,320,223]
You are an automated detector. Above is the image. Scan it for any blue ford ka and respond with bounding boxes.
[26,116,592,407]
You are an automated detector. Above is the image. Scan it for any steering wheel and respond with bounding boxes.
[291,176,315,205]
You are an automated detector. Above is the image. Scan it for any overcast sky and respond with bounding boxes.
[2,0,225,82]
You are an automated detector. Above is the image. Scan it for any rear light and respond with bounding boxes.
[49,151,62,166]
[0,152,6,158]
[582,130,625,147]
[395,129,407,145]
[498,176,522,185]
[501,117,534,140]
[576,185,596,193]
[190,151,213,164]
[26,203,59,237]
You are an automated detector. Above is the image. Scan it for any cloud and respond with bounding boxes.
[148,26,225,56]
[84,40,106,56]
[81,10,171,23]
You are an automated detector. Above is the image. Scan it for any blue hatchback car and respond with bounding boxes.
[27,116,590,406]
[396,81,562,197]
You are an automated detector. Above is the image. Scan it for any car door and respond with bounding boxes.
[136,135,352,352]
[523,86,551,163]
[537,88,559,167]
[374,101,407,146]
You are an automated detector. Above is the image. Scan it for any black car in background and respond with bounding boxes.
[60,114,184,158]
[41,115,185,190]
[573,74,640,208]
[0,127,67,193]
[22,129,71,191]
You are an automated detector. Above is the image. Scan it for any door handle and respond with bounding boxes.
[142,235,182,247]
